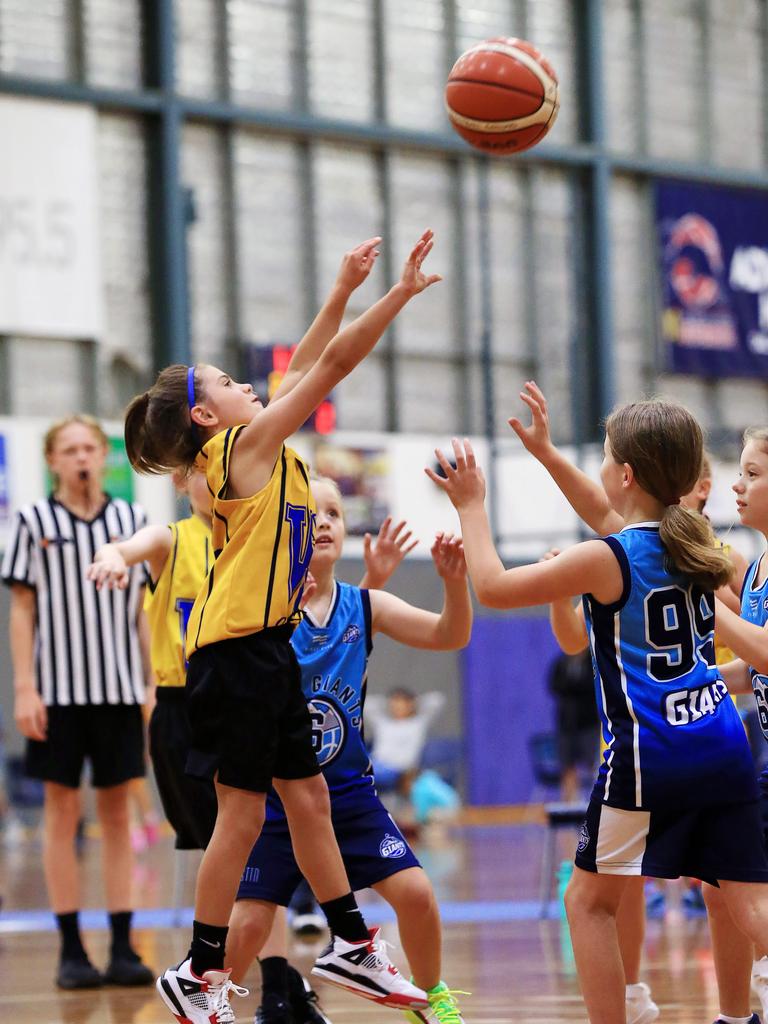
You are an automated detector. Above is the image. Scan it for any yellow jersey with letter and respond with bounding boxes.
[144,515,211,687]
[187,427,315,654]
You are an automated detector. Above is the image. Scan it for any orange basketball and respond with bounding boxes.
[445,37,559,155]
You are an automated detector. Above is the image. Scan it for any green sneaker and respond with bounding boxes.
[404,980,468,1024]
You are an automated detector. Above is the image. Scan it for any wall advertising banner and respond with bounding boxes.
[656,179,768,377]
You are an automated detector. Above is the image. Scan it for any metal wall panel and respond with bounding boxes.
[0,0,70,80]
[308,0,374,122]
[84,0,143,90]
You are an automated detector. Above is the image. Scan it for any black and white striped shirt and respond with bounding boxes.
[1,495,147,707]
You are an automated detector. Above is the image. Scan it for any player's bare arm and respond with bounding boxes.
[370,532,471,650]
[714,598,768,674]
[87,524,173,590]
[427,438,624,609]
[509,380,624,536]
[271,236,382,402]
[227,231,441,500]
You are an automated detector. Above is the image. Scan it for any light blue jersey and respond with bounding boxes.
[266,580,374,822]
[583,524,756,811]
[741,555,768,741]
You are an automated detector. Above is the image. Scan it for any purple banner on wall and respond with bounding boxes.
[462,616,560,806]
[655,179,768,378]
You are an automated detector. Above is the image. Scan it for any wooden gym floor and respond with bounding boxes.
[0,814,730,1023]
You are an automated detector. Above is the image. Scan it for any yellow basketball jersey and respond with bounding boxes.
[144,515,212,686]
[714,538,736,665]
[186,427,315,653]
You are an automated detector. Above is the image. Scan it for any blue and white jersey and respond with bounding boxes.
[583,524,756,811]
[741,556,768,741]
[266,580,375,823]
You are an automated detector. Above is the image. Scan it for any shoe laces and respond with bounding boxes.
[367,933,400,974]
[428,988,470,1024]
[209,977,249,1023]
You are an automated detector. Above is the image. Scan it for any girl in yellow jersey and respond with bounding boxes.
[87,469,218,851]
[122,232,441,1024]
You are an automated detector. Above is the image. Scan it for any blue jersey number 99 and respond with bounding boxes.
[645,585,715,681]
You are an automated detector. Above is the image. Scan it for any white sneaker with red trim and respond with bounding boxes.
[311,928,428,1010]
[156,957,248,1024]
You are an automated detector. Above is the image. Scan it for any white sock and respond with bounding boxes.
[626,983,648,998]
[716,1015,752,1024]
[754,956,768,976]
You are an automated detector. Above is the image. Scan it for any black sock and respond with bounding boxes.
[189,920,228,976]
[56,911,88,962]
[259,956,289,1000]
[109,910,134,959]
[319,893,368,942]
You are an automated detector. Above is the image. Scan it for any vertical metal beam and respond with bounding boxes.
[372,0,398,431]
[68,0,86,84]
[578,0,615,430]
[630,0,649,154]
[520,167,539,378]
[0,338,11,414]
[698,0,713,162]
[477,159,499,542]
[142,0,190,371]
[760,0,768,168]
[292,0,310,112]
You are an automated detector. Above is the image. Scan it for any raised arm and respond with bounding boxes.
[359,516,418,590]
[426,439,624,609]
[714,598,768,674]
[369,533,472,650]
[86,524,172,590]
[230,231,441,494]
[509,381,624,536]
[270,237,382,402]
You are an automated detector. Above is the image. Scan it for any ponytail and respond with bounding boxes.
[659,505,733,591]
[124,364,203,475]
[606,399,732,591]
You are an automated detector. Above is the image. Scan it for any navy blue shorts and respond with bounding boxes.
[575,793,768,885]
[236,797,421,905]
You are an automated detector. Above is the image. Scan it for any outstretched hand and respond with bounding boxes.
[86,548,130,591]
[508,380,555,461]
[400,229,442,296]
[336,236,382,293]
[363,516,418,589]
[431,531,467,581]
[425,438,486,510]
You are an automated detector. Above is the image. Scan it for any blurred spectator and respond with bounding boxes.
[547,649,599,802]
[367,689,446,790]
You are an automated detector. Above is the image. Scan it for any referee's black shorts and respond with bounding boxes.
[26,703,145,789]
[149,687,217,850]
[185,625,320,794]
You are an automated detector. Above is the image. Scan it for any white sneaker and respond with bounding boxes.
[752,956,768,1019]
[626,982,660,1024]
[156,957,249,1024]
[312,928,428,1010]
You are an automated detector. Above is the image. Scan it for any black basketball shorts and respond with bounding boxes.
[149,688,218,850]
[25,702,145,789]
[185,624,321,794]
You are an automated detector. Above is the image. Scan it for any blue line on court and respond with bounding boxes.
[0,899,560,935]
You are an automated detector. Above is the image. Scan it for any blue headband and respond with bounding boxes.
[187,366,201,448]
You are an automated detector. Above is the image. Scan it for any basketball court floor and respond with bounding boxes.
[0,818,728,1023]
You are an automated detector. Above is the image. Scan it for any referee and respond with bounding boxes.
[2,415,153,989]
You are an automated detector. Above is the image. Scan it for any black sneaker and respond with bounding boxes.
[56,956,103,989]
[255,994,294,1024]
[287,966,333,1024]
[104,949,154,986]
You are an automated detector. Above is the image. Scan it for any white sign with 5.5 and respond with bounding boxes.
[0,96,103,338]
